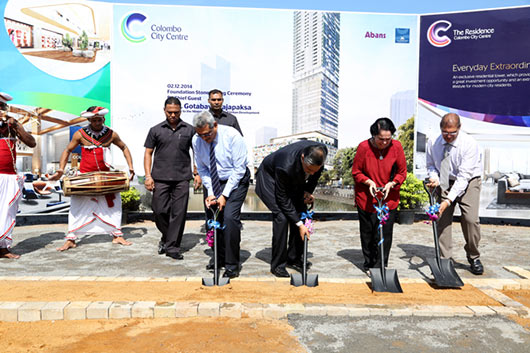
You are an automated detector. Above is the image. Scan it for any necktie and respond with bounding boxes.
[210,143,222,198]
[440,143,451,191]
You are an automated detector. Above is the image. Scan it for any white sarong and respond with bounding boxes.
[0,174,23,248]
[67,193,123,240]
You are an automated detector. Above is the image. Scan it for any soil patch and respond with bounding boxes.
[500,290,530,331]
[0,317,303,353]
[23,50,97,63]
[501,289,530,308]
[1,280,500,306]
[507,315,530,331]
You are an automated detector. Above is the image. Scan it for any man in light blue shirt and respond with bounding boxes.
[192,111,250,278]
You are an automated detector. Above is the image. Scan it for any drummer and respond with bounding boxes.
[0,92,36,259]
[49,106,135,251]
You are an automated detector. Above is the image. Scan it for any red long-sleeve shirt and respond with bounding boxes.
[352,139,407,212]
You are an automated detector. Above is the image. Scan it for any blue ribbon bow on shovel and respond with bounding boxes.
[300,210,314,220]
[374,203,389,245]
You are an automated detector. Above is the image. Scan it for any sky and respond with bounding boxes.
[92,0,530,14]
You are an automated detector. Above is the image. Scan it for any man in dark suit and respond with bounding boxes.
[255,140,327,277]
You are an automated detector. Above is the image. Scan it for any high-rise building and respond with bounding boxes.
[292,11,340,143]
[200,56,231,105]
[390,90,416,128]
[255,126,278,146]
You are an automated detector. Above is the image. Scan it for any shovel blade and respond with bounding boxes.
[202,277,215,287]
[202,276,230,287]
[218,276,230,286]
[427,258,464,288]
[370,268,403,293]
[290,273,304,287]
[290,273,319,287]
[305,274,319,287]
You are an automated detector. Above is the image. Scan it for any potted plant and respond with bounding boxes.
[397,174,428,224]
[121,186,141,224]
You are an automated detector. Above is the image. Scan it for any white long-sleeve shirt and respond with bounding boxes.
[426,130,482,202]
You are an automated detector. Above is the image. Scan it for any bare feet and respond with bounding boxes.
[56,240,77,251]
[112,236,132,246]
[0,248,20,259]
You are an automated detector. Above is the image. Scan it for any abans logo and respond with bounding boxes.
[121,12,147,43]
[427,20,452,47]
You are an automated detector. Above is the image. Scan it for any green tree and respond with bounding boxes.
[318,169,332,185]
[79,30,89,50]
[332,147,357,186]
[396,116,415,173]
[62,33,73,50]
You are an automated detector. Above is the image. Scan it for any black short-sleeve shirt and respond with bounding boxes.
[144,119,195,181]
[209,109,243,136]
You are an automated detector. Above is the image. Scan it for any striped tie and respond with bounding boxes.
[210,143,222,198]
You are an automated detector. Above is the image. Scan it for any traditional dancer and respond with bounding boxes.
[0,92,36,258]
[49,106,134,251]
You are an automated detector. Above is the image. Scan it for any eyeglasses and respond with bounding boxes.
[441,131,458,136]
[197,130,214,138]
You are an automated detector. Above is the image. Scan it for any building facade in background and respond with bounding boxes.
[292,11,340,147]
[390,90,416,129]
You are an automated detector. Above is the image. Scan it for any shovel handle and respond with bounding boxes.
[423,180,437,206]
[374,187,385,206]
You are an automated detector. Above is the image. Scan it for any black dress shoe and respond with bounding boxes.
[468,257,484,275]
[206,262,225,271]
[286,261,312,273]
[166,251,183,260]
[222,269,239,278]
[271,267,290,278]
[158,242,166,255]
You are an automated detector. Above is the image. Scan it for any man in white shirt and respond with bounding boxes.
[192,111,249,279]
[426,113,484,275]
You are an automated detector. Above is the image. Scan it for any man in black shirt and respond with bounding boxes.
[208,89,243,136]
[144,97,201,260]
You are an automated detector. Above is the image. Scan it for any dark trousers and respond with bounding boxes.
[358,208,397,270]
[255,171,304,271]
[207,169,250,272]
[152,180,189,255]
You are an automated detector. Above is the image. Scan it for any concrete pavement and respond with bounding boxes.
[4,220,529,279]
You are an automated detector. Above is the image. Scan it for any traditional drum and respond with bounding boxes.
[62,171,129,196]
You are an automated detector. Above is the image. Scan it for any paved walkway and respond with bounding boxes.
[4,220,529,279]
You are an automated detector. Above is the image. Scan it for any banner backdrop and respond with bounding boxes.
[415,6,530,176]
[419,7,530,126]
[1,0,111,118]
[111,3,419,170]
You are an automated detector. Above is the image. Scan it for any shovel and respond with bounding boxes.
[291,207,318,287]
[370,188,403,293]
[202,207,230,287]
[423,181,464,288]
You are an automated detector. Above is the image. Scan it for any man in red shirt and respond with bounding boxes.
[352,118,407,273]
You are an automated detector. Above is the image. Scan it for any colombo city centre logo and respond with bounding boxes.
[121,12,147,43]
[427,20,452,47]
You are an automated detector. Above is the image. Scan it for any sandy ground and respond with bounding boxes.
[0,317,303,353]
[502,289,530,331]
[0,281,500,306]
